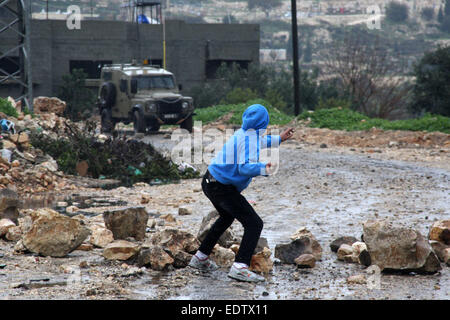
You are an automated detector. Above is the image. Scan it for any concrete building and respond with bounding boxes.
[0,19,259,99]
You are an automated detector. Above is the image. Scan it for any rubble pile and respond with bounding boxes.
[331,219,448,273]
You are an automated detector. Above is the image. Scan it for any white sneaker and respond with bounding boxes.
[228,264,265,282]
[188,255,219,272]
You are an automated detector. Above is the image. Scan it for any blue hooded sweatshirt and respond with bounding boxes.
[208,104,282,192]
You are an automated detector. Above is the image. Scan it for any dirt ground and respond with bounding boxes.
[0,126,449,300]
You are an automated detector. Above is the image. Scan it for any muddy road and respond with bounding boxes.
[0,129,449,300]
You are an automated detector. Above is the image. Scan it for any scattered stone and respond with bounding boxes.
[147,228,199,256]
[76,243,93,251]
[330,236,358,253]
[197,210,236,248]
[22,208,91,257]
[5,226,21,241]
[429,220,450,245]
[430,240,449,263]
[66,206,79,214]
[0,189,20,224]
[172,250,193,268]
[359,249,372,267]
[294,254,316,268]
[288,227,322,260]
[363,219,442,273]
[0,218,15,238]
[160,213,176,223]
[275,234,322,264]
[211,244,235,267]
[103,207,148,241]
[337,244,354,261]
[250,247,273,275]
[136,246,174,270]
[254,237,269,254]
[103,240,140,261]
[347,274,367,285]
[320,143,327,148]
[33,96,66,116]
[89,225,114,248]
[178,207,192,216]
[140,194,151,204]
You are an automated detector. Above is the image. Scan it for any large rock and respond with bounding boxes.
[0,189,20,224]
[197,210,236,248]
[429,220,450,245]
[250,247,273,275]
[275,228,322,264]
[33,96,66,116]
[148,228,199,256]
[330,236,359,253]
[136,246,174,270]
[22,208,91,257]
[290,227,322,260]
[103,207,148,241]
[88,225,114,248]
[363,220,442,273]
[172,250,193,268]
[103,240,140,261]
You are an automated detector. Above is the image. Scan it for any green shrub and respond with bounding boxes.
[221,87,258,105]
[298,107,450,133]
[0,97,19,118]
[194,99,293,126]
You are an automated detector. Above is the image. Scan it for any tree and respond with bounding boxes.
[411,45,450,117]
[421,7,434,21]
[385,1,409,23]
[59,69,97,121]
[247,0,282,18]
[438,6,444,23]
[445,0,450,16]
[321,33,412,118]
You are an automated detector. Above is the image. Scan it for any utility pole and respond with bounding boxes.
[291,0,300,115]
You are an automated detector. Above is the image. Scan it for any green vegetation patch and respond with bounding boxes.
[299,107,450,133]
[194,99,294,126]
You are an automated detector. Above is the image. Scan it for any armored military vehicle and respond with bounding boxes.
[97,63,194,133]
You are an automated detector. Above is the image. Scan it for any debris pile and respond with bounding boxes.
[331,219,448,274]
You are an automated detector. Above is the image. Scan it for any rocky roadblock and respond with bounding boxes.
[0,126,448,300]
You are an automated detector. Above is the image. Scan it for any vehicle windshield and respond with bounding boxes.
[132,75,175,90]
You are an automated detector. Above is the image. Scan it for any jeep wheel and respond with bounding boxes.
[101,108,115,133]
[180,115,193,133]
[133,110,146,134]
[147,119,160,133]
[99,82,116,108]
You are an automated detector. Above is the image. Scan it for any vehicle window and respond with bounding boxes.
[132,75,175,90]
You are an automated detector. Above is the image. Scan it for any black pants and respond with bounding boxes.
[198,171,264,266]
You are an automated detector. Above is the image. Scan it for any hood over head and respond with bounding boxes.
[241,104,269,131]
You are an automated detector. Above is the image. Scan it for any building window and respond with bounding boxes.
[69,60,113,79]
[205,60,250,79]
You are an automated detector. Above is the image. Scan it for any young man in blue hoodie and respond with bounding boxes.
[189,104,294,282]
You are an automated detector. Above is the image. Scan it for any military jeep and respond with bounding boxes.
[97,63,194,133]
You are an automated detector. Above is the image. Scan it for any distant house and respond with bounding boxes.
[260,49,287,63]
